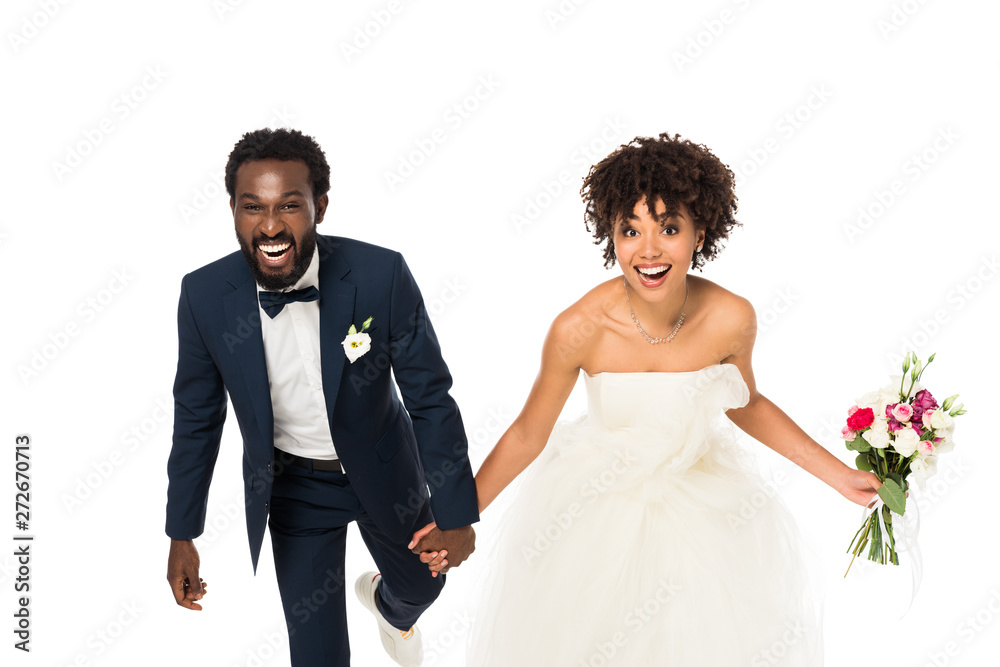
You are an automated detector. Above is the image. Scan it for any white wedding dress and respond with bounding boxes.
[467,364,822,666]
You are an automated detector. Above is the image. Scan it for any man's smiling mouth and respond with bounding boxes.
[257,241,293,267]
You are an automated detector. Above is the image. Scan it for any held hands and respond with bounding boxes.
[167,539,208,610]
[408,523,476,577]
[837,468,883,507]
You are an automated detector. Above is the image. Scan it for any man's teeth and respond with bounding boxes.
[259,243,291,257]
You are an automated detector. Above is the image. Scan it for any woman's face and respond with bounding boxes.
[613,196,704,303]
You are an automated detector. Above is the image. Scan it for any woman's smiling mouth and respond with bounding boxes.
[635,264,670,287]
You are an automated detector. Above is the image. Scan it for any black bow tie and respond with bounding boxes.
[258,286,320,318]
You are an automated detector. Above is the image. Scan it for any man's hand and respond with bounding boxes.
[408,523,475,577]
[167,539,208,610]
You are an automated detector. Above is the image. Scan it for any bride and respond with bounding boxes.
[412,133,880,665]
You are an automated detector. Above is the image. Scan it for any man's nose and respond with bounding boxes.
[258,209,284,236]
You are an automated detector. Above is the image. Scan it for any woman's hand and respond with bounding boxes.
[409,522,449,577]
[836,468,882,507]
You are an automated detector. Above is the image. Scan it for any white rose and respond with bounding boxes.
[877,386,900,413]
[862,419,891,449]
[933,436,955,455]
[929,409,955,431]
[908,456,934,491]
[857,390,881,411]
[892,428,921,457]
[342,332,372,363]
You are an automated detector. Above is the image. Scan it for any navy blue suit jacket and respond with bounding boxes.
[165,235,479,571]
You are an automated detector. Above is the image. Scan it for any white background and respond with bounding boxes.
[3,0,999,665]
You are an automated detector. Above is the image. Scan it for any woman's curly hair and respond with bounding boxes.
[581,133,740,270]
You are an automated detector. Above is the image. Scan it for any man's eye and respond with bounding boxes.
[283,203,299,209]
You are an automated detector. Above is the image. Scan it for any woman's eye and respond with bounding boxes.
[661,226,677,235]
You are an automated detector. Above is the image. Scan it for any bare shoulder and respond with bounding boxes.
[544,280,620,368]
[690,275,756,335]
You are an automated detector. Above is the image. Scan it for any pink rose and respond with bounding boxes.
[891,403,914,422]
[841,426,857,440]
[848,405,860,416]
[919,440,935,455]
[884,404,904,431]
[911,389,938,423]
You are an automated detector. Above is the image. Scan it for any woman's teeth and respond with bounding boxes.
[637,266,669,281]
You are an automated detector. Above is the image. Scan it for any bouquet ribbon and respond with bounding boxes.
[861,491,924,616]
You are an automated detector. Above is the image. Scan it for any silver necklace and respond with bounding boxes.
[623,276,687,344]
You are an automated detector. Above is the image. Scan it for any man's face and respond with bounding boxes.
[231,159,328,291]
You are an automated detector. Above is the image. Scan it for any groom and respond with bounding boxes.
[165,128,478,666]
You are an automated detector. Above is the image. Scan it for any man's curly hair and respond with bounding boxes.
[225,128,331,204]
[581,133,740,270]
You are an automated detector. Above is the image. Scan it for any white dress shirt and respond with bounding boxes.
[257,250,338,460]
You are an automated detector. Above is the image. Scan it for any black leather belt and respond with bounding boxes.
[274,448,342,473]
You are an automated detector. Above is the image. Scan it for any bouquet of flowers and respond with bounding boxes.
[842,352,965,575]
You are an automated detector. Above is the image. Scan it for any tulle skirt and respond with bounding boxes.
[466,415,823,666]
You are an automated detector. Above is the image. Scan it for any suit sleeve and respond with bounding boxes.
[165,275,228,540]
[388,253,480,530]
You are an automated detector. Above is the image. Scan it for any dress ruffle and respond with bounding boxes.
[467,365,823,666]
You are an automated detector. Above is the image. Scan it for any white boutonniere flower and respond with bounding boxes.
[342,316,373,363]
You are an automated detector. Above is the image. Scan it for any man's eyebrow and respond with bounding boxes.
[237,190,306,200]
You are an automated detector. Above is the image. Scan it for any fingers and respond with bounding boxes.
[171,575,206,610]
[418,550,448,568]
[167,540,205,611]
[408,522,438,550]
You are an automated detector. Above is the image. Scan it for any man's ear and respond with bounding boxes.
[229,198,235,216]
[315,194,329,225]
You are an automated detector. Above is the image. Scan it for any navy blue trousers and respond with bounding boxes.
[268,458,444,666]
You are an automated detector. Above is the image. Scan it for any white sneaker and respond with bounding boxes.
[355,572,423,666]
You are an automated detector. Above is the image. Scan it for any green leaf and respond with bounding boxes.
[348,324,357,335]
[856,453,872,472]
[877,478,906,515]
[361,316,373,332]
[847,434,870,452]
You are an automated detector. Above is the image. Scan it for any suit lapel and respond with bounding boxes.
[223,265,274,441]
[317,236,355,423]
